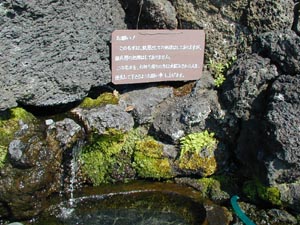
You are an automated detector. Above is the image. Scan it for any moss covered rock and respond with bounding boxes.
[79,126,176,185]
[0,145,6,169]
[79,92,119,109]
[0,107,35,146]
[133,137,174,179]
[178,131,218,177]
[243,179,282,206]
[79,129,129,185]
[0,107,36,168]
[0,108,72,219]
[196,177,230,203]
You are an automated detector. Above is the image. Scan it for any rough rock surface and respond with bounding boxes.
[278,182,300,213]
[232,202,298,225]
[221,54,279,120]
[293,1,300,35]
[120,87,173,125]
[46,118,85,193]
[72,104,134,134]
[221,50,300,212]
[152,91,220,143]
[139,0,178,29]
[254,30,300,75]
[0,0,126,110]
[46,118,84,150]
[8,139,29,168]
[264,74,300,185]
[0,0,300,222]
[122,0,250,61]
[174,0,248,61]
[120,0,177,29]
[245,0,294,34]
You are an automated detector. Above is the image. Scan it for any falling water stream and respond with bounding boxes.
[68,140,83,207]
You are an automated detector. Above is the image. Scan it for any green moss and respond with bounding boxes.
[79,92,119,109]
[135,137,164,158]
[196,176,232,201]
[243,179,282,206]
[0,107,35,146]
[0,107,35,168]
[80,128,175,184]
[80,150,108,185]
[121,128,146,155]
[79,129,126,185]
[179,154,217,176]
[178,131,218,176]
[258,186,281,206]
[79,128,150,185]
[133,137,173,179]
[243,180,258,200]
[0,145,7,169]
[197,177,218,196]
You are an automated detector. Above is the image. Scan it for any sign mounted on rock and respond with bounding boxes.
[111,30,205,84]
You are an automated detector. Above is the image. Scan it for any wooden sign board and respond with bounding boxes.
[111,30,205,84]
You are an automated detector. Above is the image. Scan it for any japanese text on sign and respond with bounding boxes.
[111,30,205,84]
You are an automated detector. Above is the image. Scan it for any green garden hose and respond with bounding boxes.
[231,195,256,225]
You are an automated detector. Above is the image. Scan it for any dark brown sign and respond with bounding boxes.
[111,30,205,84]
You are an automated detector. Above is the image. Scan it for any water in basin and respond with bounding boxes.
[34,182,206,225]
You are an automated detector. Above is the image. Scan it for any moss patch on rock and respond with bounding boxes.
[243,179,282,206]
[0,145,7,169]
[79,92,119,109]
[196,177,230,202]
[133,137,174,179]
[178,131,218,177]
[0,107,36,168]
[79,128,127,185]
[0,107,35,146]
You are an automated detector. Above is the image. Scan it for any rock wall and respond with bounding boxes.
[221,12,300,215]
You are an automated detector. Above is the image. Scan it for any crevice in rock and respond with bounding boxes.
[292,1,300,35]
[18,101,81,117]
[118,0,140,28]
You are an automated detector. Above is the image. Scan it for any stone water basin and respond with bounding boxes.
[32,181,212,225]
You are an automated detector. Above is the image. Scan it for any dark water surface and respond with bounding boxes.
[33,182,206,225]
